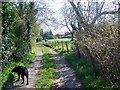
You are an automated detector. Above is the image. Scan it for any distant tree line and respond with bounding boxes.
[37,29,54,41]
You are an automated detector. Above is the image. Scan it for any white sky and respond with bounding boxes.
[46,0,69,35]
[38,0,69,35]
[37,0,119,35]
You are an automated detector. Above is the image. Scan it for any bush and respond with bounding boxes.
[76,23,120,84]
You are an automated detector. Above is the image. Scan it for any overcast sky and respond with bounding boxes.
[36,0,119,35]
[40,0,69,35]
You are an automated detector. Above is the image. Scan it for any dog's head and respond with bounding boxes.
[12,67,16,73]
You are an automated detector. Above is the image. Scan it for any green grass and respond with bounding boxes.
[59,52,120,89]
[43,38,73,52]
[37,42,120,89]
[1,52,35,89]
[36,45,56,88]
[47,38,71,42]
[44,39,120,89]
[1,45,38,89]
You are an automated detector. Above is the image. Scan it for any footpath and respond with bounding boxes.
[5,46,83,89]
[46,47,82,88]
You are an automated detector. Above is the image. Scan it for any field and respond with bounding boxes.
[43,38,73,52]
[47,38,71,42]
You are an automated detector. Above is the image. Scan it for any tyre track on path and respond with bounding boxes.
[46,47,83,89]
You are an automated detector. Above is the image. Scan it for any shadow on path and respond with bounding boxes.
[46,47,83,89]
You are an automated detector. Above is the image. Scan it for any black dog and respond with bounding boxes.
[12,66,28,85]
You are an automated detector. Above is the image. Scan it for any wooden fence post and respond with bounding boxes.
[57,41,59,49]
[66,41,69,52]
[62,41,64,51]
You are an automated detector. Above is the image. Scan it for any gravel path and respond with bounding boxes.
[6,47,43,89]
[46,47,83,89]
[5,46,83,89]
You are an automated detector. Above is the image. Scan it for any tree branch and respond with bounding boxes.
[64,15,72,33]
[99,2,105,13]
[68,1,84,24]
[91,10,119,25]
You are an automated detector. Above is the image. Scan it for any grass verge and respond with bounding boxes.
[59,52,120,89]
[41,41,120,89]
[36,45,56,88]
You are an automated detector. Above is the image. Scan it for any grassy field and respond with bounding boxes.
[47,38,71,42]
[36,45,56,88]
[43,38,73,52]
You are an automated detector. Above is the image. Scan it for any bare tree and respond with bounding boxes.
[35,1,57,31]
[68,0,119,31]
[59,2,77,41]
[67,0,120,77]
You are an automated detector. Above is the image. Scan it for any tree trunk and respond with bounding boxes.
[117,2,120,80]
[84,46,100,76]
[75,42,81,58]
[71,32,74,41]
[26,21,31,50]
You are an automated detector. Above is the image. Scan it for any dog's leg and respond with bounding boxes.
[26,75,28,85]
[25,72,29,85]
[15,73,20,82]
[25,70,29,85]
[21,74,24,84]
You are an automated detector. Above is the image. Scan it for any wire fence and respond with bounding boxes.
[43,40,73,52]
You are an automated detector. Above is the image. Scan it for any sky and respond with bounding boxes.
[41,0,69,35]
[36,0,119,35]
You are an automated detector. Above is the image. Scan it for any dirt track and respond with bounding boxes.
[46,47,82,88]
[5,46,83,89]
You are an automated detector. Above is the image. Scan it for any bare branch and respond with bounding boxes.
[91,10,119,25]
[99,2,105,13]
[68,1,84,24]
